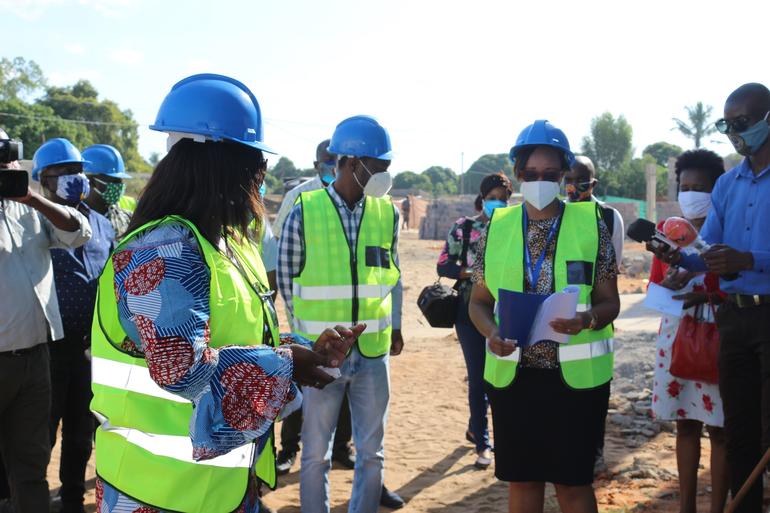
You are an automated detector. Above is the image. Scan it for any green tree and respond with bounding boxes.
[263,174,282,194]
[270,156,300,179]
[392,171,433,193]
[723,152,743,170]
[580,112,633,173]
[461,154,514,194]
[598,155,667,199]
[421,166,457,195]
[673,102,716,148]
[0,98,88,156]
[148,152,161,167]
[0,57,46,100]
[38,80,151,173]
[642,141,683,167]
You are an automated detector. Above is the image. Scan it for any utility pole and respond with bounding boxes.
[645,163,658,223]
[459,152,464,195]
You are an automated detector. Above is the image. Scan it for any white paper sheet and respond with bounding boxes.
[485,338,520,361]
[529,285,581,344]
[643,282,685,317]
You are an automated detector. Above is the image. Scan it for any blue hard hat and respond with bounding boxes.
[327,115,393,160]
[82,144,131,179]
[150,73,275,154]
[31,138,87,181]
[509,120,575,166]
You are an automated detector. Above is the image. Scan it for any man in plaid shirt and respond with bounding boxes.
[278,116,405,512]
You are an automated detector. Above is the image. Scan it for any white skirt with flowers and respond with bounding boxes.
[651,285,724,427]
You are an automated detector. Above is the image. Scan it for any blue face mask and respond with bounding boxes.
[483,199,507,218]
[258,183,266,197]
[55,173,90,203]
[729,112,770,156]
[318,162,336,186]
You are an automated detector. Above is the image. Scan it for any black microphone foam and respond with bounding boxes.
[626,218,657,243]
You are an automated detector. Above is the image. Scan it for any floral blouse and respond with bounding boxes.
[437,216,487,301]
[472,205,617,368]
[96,223,304,513]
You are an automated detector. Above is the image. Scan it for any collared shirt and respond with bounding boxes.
[272,175,323,237]
[0,199,92,351]
[277,184,403,331]
[51,204,115,339]
[696,158,770,294]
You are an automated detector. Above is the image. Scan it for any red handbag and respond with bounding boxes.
[670,300,720,384]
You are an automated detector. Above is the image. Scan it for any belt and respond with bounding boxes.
[0,345,40,357]
[727,294,770,308]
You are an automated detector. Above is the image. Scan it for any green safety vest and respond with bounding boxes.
[90,215,281,513]
[483,202,614,390]
[118,195,138,212]
[293,189,400,357]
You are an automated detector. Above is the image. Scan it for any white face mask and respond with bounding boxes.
[355,159,393,198]
[678,191,712,220]
[520,181,560,210]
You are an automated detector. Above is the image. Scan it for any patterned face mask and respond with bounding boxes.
[55,173,91,203]
[94,178,126,206]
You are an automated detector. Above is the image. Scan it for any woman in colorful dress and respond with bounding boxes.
[469,120,620,513]
[650,149,728,513]
[437,173,512,469]
[90,74,361,513]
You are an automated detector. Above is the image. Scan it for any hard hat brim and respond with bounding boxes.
[149,124,277,155]
[32,158,91,177]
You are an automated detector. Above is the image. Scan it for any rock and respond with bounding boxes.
[640,428,657,437]
[632,401,652,416]
[610,414,634,428]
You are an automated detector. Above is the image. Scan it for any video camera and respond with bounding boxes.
[0,138,28,197]
[0,138,23,164]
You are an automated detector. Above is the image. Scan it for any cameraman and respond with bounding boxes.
[0,129,91,513]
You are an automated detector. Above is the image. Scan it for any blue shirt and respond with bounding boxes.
[50,205,115,339]
[696,158,770,294]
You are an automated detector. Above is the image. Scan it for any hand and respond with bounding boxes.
[312,324,366,367]
[487,328,517,357]
[289,344,336,389]
[672,291,711,310]
[550,314,588,336]
[390,329,404,356]
[702,244,754,275]
[659,268,695,290]
[646,241,681,265]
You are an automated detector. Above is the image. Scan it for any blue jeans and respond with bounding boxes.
[455,303,491,453]
[300,347,390,513]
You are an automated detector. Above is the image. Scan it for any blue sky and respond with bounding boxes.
[2,0,768,173]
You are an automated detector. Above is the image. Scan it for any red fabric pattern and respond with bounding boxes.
[113,249,133,274]
[221,363,281,431]
[144,335,194,387]
[124,258,165,295]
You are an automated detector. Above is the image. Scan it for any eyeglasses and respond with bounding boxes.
[565,181,593,193]
[715,111,770,134]
[521,169,561,182]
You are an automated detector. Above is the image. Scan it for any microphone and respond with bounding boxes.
[662,217,738,281]
[626,218,676,252]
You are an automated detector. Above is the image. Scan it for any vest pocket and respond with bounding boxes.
[566,260,594,286]
[365,246,391,269]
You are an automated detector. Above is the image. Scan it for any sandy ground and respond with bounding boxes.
[51,231,724,512]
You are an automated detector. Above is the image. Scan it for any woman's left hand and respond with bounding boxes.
[549,315,587,336]
[672,291,710,310]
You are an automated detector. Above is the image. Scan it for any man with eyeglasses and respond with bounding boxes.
[564,156,624,267]
[652,82,770,513]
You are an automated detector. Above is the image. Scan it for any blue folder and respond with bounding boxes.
[497,288,549,349]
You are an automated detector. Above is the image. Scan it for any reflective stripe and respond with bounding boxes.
[294,316,392,336]
[559,339,614,362]
[292,283,392,301]
[96,415,253,469]
[576,303,589,312]
[92,357,189,404]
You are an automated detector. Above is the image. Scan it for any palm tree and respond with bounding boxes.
[672,102,717,148]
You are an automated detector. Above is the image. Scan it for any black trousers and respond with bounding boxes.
[48,337,94,512]
[0,343,52,513]
[281,390,352,455]
[716,301,770,513]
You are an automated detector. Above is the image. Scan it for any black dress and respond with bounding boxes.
[472,206,617,485]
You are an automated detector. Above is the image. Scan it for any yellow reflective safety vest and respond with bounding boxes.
[90,215,281,513]
[293,189,400,357]
[483,202,614,390]
[117,195,137,212]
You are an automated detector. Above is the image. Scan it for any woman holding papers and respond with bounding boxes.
[437,173,513,469]
[649,149,728,513]
[468,120,620,513]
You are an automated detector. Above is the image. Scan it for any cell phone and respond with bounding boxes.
[0,170,28,198]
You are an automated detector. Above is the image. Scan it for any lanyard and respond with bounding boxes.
[522,203,562,288]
